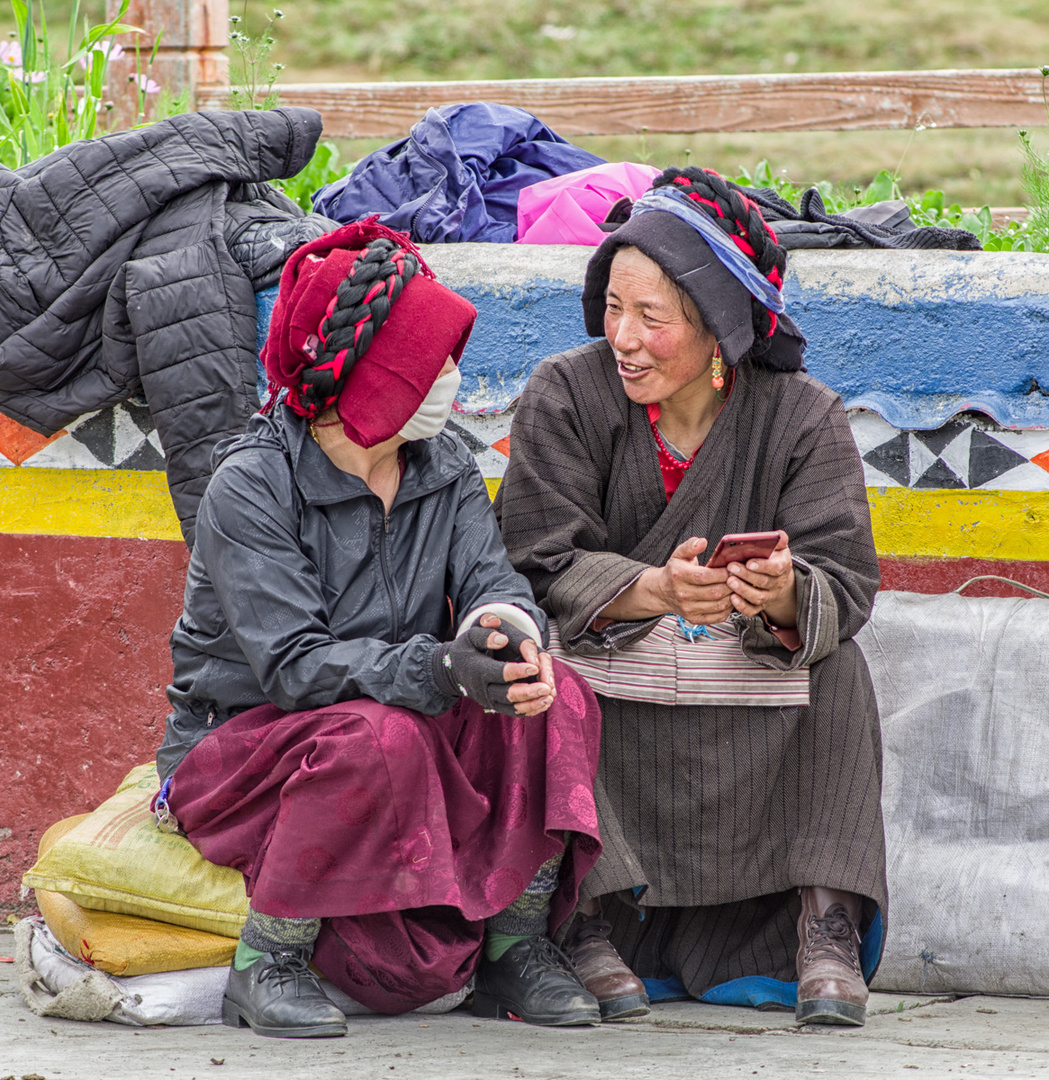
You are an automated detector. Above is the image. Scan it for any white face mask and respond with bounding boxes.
[398,366,462,441]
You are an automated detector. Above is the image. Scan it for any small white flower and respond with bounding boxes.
[539,23,577,41]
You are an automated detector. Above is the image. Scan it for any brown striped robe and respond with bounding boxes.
[495,340,888,994]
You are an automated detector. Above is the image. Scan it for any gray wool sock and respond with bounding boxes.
[484,852,564,938]
[239,906,321,954]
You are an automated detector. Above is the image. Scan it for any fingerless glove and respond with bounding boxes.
[433,623,537,715]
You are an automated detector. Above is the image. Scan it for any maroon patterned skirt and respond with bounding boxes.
[168,663,602,1013]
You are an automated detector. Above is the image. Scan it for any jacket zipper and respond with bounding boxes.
[407,140,450,237]
[377,504,400,641]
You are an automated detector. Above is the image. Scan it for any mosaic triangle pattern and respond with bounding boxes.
[5,401,1049,494]
[0,405,164,471]
[0,414,65,465]
[852,411,1049,492]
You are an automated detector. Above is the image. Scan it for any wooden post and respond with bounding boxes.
[104,0,228,131]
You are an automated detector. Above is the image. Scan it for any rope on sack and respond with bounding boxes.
[952,576,1049,600]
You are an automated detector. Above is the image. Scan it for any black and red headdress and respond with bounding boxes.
[262,219,477,447]
[582,167,806,372]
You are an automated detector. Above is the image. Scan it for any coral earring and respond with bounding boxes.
[711,347,724,390]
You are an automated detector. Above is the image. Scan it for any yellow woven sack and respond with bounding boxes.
[33,815,236,975]
[23,763,248,938]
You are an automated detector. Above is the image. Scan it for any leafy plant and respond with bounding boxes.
[1018,130,1049,251]
[907,190,1025,250]
[0,0,180,169]
[1012,67,1049,253]
[227,3,285,111]
[727,158,850,214]
[723,153,1049,253]
[224,2,352,213]
[274,138,351,212]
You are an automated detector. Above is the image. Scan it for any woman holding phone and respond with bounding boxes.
[496,168,887,1027]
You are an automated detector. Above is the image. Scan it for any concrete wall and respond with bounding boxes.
[3,244,1049,909]
[430,246,1049,428]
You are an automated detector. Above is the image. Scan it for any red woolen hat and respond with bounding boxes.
[261,219,477,448]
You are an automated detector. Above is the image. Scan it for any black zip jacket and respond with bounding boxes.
[157,406,546,781]
[0,107,327,546]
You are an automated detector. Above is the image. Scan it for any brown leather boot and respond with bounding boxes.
[561,908,650,1022]
[795,887,867,1027]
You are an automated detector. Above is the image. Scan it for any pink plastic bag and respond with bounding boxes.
[516,162,662,245]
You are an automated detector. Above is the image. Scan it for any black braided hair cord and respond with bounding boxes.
[652,167,787,360]
[297,237,419,416]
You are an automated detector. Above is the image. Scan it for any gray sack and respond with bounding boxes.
[857,589,1049,996]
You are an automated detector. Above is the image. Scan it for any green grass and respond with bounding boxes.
[238,0,1049,211]
[576,128,1040,209]
[4,0,1048,209]
[13,0,1049,82]
[236,0,1049,83]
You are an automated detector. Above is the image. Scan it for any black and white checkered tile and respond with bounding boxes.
[22,403,165,471]
[851,411,1049,491]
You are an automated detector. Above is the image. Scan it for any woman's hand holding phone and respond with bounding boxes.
[717,530,797,626]
[599,531,796,628]
[655,537,733,626]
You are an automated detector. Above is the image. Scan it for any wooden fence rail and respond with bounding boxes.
[195,70,1049,141]
[104,2,1045,141]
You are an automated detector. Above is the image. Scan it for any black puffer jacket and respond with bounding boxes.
[0,107,329,547]
[157,405,546,781]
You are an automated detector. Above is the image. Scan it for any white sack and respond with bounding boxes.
[17,917,227,1025]
[16,917,469,1025]
[856,590,1049,995]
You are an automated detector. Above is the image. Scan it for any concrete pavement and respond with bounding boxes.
[3,928,1048,1080]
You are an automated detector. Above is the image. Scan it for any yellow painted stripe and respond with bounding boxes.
[868,488,1049,561]
[0,468,182,541]
[3,467,1049,561]
[484,478,1049,563]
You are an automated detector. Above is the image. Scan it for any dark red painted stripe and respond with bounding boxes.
[0,533,189,911]
[879,557,1049,598]
[2,532,1046,912]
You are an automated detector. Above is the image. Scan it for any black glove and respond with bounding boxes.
[433,623,539,716]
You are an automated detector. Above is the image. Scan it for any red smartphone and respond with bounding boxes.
[706,531,782,569]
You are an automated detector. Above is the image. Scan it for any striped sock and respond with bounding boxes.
[484,852,564,955]
[239,906,321,956]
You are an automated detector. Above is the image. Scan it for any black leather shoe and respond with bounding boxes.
[473,935,602,1026]
[222,950,348,1039]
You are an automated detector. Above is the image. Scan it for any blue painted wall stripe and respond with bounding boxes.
[256,246,1049,429]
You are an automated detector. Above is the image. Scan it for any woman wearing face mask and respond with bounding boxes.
[154,222,604,1039]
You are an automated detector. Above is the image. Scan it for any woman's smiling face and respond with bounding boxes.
[604,246,718,407]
